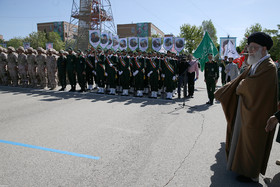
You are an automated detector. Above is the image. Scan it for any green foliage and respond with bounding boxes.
[6,37,24,49]
[46,32,65,51]
[23,31,47,49]
[202,20,218,45]
[179,24,203,53]
[239,23,263,50]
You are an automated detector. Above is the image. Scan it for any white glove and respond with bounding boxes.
[161,74,165,78]
[172,76,176,81]
[95,60,97,63]
[133,70,139,76]
[119,71,123,75]
[109,64,113,67]
[92,70,96,75]
[147,71,153,77]
[105,72,108,76]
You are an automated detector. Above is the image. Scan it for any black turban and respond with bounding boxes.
[248,32,273,50]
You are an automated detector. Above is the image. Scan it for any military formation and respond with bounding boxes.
[0,46,193,100]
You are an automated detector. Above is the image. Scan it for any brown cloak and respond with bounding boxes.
[214,58,278,178]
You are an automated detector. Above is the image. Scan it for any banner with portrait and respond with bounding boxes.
[23,42,30,49]
[100,32,109,49]
[163,37,173,51]
[106,32,113,49]
[119,38,127,51]
[46,43,53,50]
[112,35,119,51]
[89,30,100,48]
[152,38,161,52]
[219,37,237,59]
[174,38,184,52]
[128,37,138,51]
[138,37,148,52]
[137,23,149,37]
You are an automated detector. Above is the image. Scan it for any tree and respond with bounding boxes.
[179,24,203,53]
[6,37,24,49]
[202,20,218,45]
[46,32,65,51]
[239,23,263,50]
[24,31,47,50]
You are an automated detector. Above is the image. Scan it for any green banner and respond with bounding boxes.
[193,31,218,72]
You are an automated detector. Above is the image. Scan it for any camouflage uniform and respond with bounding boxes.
[0,47,8,85]
[46,49,58,90]
[7,47,18,86]
[35,47,47,88]
[17,46,28,86]
[27,48,37,87]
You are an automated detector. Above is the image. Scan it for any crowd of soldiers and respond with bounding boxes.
[0,46,194,100]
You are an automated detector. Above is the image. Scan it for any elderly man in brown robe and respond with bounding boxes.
[215,32,277,183]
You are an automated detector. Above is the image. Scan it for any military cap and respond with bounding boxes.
[8,46,15,52]
[248,32,273,50]
[59,50,64,54]
[67,47,73,51]
[63,51,69,55]
[27,47,33,51]
[37,47,44,52]
[17,46,24,52]
[3,48,7,53]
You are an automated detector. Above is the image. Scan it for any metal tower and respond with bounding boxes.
[66,0,116,51]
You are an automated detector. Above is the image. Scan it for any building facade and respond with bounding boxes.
[117,22,164,38]
[37,21,78,42]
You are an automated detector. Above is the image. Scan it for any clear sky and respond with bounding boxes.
[0,0,279,46]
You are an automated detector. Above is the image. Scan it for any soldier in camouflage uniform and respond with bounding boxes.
[27,47,37,88]
[35,47,47,89]
[46,49,58,90]
[17,46,28,87]
[7,46,18,86]
[0,47,8,85]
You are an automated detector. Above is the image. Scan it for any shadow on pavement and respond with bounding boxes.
[210,142,262,187]
[186,103,211,113]
[263,172,280,186]
[0,86,175,107]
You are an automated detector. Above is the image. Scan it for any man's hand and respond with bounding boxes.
[265,116,278,132]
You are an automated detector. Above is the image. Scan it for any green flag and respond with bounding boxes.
[193,31,218,72]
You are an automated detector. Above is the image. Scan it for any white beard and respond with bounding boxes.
[247,47,263,65]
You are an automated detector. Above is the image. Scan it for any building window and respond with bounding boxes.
[131,27,135,34]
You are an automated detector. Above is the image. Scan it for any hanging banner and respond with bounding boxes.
[163,37,174,51]
[100,32,109,49]
[152,38,161,52]
[174,38,184,52]
[89,30,100,48]
[112,35,119,51]
[23,42,30,49]
[106,32,113,49]
[128,37,138,51]
[137,23,149,37]
[139,37,148,52]
[220,37,237,59]
[119,38,127,51]
[46,43,53,50]
[223,38,240,59]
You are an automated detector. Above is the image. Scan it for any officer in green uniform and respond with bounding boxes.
[105,49,118,95]
[204,53,219,105]
[85,49,95,91]
[76,49,86,92]
[57,50,67,91]
[66,48,77,92]
[131,52,145,97]
[147,52,160,98]
[118,50,131,96]
[95,49,106,93]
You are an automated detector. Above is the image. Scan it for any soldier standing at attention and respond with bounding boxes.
[118,50,131,96]
[162,51,176,100]
[204,53,219,105]
[76,49,86,92]
[132,52,145,97]
[35,47,47,89]
[27,47,37,88]
[0,47,8,85]
[147,52,160,98]
[17,46,28,87]
[85,49,95,91]
[7,46,18,86]
[105,49,118,95]
[46,49,58,90]
[57,50,67,91]
[95,49,106,94]
[66,48,77,92]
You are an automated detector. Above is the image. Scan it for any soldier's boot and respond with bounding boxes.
[110,88,116,95]
[88,84,93,91]
[122,89,129,96]
[153,91,157,98]
[139,90,143,97]
[166,92,172,100]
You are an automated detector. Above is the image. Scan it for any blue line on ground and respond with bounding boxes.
[0,139,100,160]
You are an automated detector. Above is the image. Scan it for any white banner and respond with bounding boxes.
[223,38,240,59]
[128,37,138,51]
[106,32,113,49]
[89,30,100,48]
[163,37,173,51]
[112,35,119,51]
[139,37,148,52]
[152,38,161,52]
[174,38,184,52]
[119,38,127,51]
[100,32,109,49]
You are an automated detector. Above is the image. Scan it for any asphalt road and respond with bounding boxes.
[0,78,279,187]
